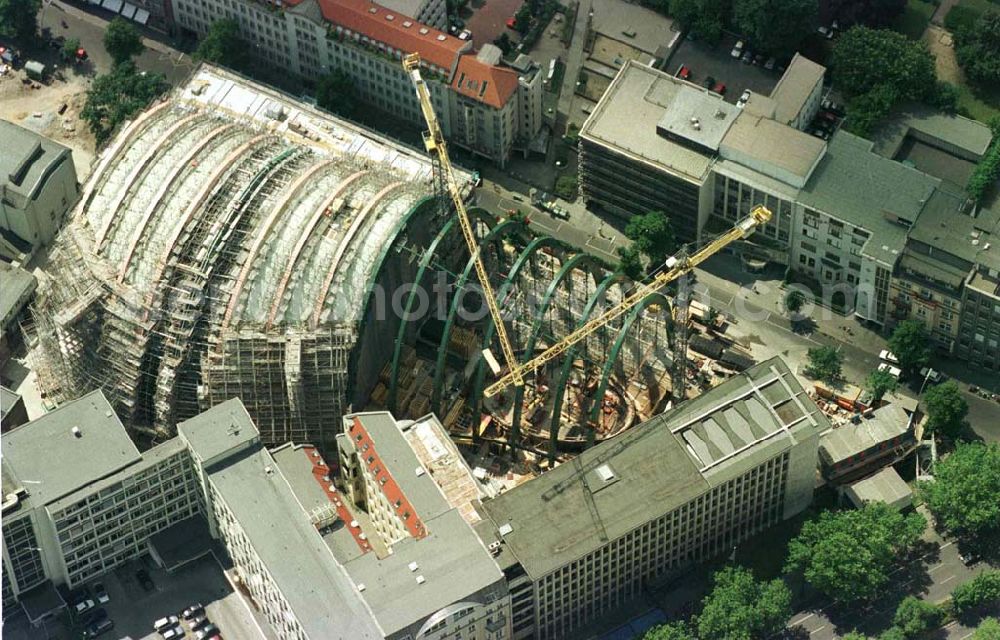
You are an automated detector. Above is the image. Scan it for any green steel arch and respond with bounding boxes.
[431,218,525,414]
[469,235,565,426]
[587,292,672,427]
[509,252,604,454]
[350,195,434,405]
[387,207,494,411]
[547,272,628,456]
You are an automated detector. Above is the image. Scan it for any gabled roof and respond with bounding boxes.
[451,54,520,109]
[312,0,469,71]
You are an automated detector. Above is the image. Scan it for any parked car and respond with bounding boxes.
[75,599,96,614]
[196,624,220,640]
[162,625,185,640]
[136,569,154,592]
[506,16,516,29]
[764,56,776,70]
[959,549,981,566]
[83,618,114,639]
[92,583,110,604]
[879,349,899,364]
[154,616,180,632]
[703,75,716,90]
[675,64,691,80]
[730,40,744,58]
[183,603,205,620]
[878,362,902,379]
[712,81,727,95]
[188,615,209,631]
[741,50,753,64]
[920,367,944,383]
[817,25,834,39]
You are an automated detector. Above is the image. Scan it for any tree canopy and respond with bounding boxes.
[617,246,644,280]
[625,210,676,266]
[805,345,843,384]
[696,566,792,640]
[923,380,969,439]
[0,0,41,42]
[973,617,1000,640]
[888,319,931,373]
[827,0,906,28]
[554,174,578,200]
[316,69,357,119]
[892,596,943,637]
[785,289,806,315]
[733,0,817,54]
[644,621,695,640]
[954,10,1000,88]
[194,19,247,69]
[785,503,926,602]
[104,17,145,65]
[920,442,1000,536]
[865,368,899,405]
[61,37,82,62]
[82,61,168,146]
[952,570,1000,613]
[668,0,728,43]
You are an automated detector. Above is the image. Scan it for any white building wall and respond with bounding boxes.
[0,152,77,251]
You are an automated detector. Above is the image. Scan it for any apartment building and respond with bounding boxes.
[1,392,202,612]
[768,53,825,131]
[0,121,78,262]
[478,357,828,640]
[172,0,543,167]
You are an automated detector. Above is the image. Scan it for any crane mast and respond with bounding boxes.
[403,53,524,390]
[484,205,772,398]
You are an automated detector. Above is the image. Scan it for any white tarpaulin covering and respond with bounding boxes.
[121,3,137,19]
[134,8,150,23]
[101,0,124,13]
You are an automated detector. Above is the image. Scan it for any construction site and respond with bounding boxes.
[27,64,761,479]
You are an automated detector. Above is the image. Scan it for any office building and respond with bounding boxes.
[768,53,825,131]
[818,403,914,483]
[477,357,828,639]
[0,121,78,262]
[171,0,543,166]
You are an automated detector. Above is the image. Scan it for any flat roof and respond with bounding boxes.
[0,263,36,328]
[0,120,72,201]
[580,60,718,182]
[908,186,1000,270]
[846,466,913,510]
[590,0,679,55]
[720,112,826,185]
[819,403,910,466]
[1,391,141,506]
[769,53,825,125]
[873,104,994,160]
[798,131,939,266]
[177,398,258,465]
[657,91,739,152]
[481,357,827,579]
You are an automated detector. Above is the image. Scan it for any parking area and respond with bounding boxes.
[59,554,271,640]
[669,34,784,103]
[463,0,524,48]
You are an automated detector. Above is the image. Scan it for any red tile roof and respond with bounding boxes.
[451,54,520,109]
[314,0,469,71]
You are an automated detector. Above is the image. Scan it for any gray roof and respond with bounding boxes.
[720,112,826,186]
[1,391,140,506]
[205,437,383,638]
[769,53,825,125]
[481,357,828,580]
[0,120,72,204]
[907,186,1000,271]
[1,385,21,421]
[845,466,913,510]
[580,61,718,182]
[819,403,910,466]
[656,90,739,152]
[873,105,994,160]
[177,398,258,466]
[0,262,37,329]
[798,131,939,266]
[589,0,679,55]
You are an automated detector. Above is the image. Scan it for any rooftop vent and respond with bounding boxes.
[403,20,412,27]
[419,27,429,34]
[498,522,513,536]
[359,533,367,541]
[416,575,426,585]
[350,520,359,528]
[596,464,615,482]
[408,561,419,572]
[488,540,502,556]
[714,108,726,119]
[357,583,366,592]
[436,34,447,41]
[71,426,81,438]
[368,6,377,12]
[264,466,274,475]
[415,466,425,477]
[385,13,394,20]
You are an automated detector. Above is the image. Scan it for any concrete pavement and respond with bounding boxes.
[556,0,592,120]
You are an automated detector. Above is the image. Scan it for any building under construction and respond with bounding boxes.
[29,65,701,462]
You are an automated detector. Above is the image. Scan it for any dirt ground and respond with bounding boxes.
[0,67,97,181]
[924,24,964,85]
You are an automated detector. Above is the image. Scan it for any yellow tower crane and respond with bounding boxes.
[483,205,773,398]
[403,53,524,389]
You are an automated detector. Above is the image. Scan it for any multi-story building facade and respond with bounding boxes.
[0,121,78,262]
[1,392,201,612]
[478,357,828,640]
[768,53,825,131]
[171,0,542,167]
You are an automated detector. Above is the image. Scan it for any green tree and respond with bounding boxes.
[893,596,943,637]
[952,570,1000,613]
[668,0,727,43]
[844,83,898,137]
[61,37,82,62]
[82,61,168,146]
[923,380,969,439]
[624,210,676,266]
[968,131,1000,204]
[785,289,806,315]
[733,0,817,54]
[955,11,1000,88]
[696,566,792,640]
[554,174,578,200]
[316,69,356,118]
[0,0,41,42]
[920,442,1000,536]
[888,319,931,373]
[879,628,907,640]
[828,0,906,28]
[104,17,144,65]
[785,503,926,603]
[494,32,514,55]
[617,246,644,280]
[842,633,869,640]
[514,4,533,34]
[974,617,1000,640]
[643,621,694,640]
[865,368,898,405]
[194,19,246,69]
[805,345,843,384]
[832,27,936,100]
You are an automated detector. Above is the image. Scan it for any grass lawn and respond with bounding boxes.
[956,83,1000,123]
[896,0,936,39]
